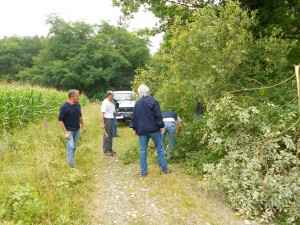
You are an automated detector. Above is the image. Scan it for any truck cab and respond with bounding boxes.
[114,91,137,121]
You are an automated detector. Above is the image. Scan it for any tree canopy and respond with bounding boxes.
[131,2,300,222]
[0,36,43,81]
[16,16,150,99]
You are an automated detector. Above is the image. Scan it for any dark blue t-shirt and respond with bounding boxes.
[58,102,82,131]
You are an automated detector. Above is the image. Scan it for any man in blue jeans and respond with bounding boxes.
[162,111,182,158]
[130,84,171,177]
[58,89,86,168]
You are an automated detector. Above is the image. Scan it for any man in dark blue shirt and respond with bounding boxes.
[130,84,171,177]
[58,89,86,168]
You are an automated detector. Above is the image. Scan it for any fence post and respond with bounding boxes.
[295,65,300,114]
[295,65,300,159]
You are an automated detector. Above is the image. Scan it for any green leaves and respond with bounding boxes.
[16,17,150,99]
[203,96,300,223]
[0,83,88,135]
[0,36,43,81]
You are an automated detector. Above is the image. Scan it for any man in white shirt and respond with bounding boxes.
[101,91,115,156]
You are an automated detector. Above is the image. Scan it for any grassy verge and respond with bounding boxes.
[0,103,99,225]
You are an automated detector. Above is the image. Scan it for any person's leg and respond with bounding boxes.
[139,134,150,175]
[66,131,75,166]
[72,129,80,155]
[157,124,168,156]
[162,125,168,143]
[103,118,110,153]
[107,118,114,152]
[167,123,176,157]
[151,132,168,171]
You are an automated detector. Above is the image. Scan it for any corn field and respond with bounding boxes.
[0,83,88,134]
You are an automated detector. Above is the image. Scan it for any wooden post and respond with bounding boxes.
[295,65,300,159]
[295,65,300,114]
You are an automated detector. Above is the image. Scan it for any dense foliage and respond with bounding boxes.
[16,16,150,99]
[114,0,300,42]
[0,83,88,134]
[0,17,150,99]
[133,1,297,120]
[0,36,43,81]
[130,1,300,223]
[203,96,299,223]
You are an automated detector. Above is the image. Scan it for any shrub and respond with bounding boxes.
[202,95,300,223]
[121,141,140,165]
[0,185,41,224]
[174,117,224,175]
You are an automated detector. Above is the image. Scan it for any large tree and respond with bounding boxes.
[18,16,150,99]
[0,36,43,81]
[114,0,300,40]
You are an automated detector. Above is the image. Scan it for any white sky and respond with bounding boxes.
[0,0,163,53]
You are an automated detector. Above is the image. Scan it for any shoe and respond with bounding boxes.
[104,152,113,156]
[114,134,120,137]
[141,173,148,177]
[69,164,76,168]
[112,151,117,155]
[160,168,172,174]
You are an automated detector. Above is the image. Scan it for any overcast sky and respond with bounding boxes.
[0,0,163,53]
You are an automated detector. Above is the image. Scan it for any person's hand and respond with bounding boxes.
[101,123,105,129]
[65,132,71,140]
[82,126,87,133]
[160,128,165,134]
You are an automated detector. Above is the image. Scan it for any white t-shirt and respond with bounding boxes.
[101,98,114,118]
[163,116,182,123]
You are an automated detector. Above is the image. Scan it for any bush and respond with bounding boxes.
[0,185,41,224]
[202,96,300,223]
[174,117,224,175]
[121,141,140,165]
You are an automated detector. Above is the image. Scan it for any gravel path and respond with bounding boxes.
[88,153,262,225]
[82,105,265,225]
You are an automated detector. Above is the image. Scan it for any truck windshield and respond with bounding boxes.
[114,93,134,101]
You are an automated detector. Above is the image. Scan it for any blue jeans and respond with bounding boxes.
[139,131,168,175]
[162,122,176,156]
[66,130,80,166]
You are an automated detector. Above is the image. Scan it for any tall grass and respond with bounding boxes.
[0,102,97,225]
[0,83,88,134]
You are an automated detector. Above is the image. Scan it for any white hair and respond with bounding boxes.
[138,84,150,98]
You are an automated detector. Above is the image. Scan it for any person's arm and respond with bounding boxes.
[58,121,71,139]
[100,101,106,129]
[153,100,165,133]
[176,122,183,136]
[79,116,87,133]
[176,117,183,136]
[101,112,105,129]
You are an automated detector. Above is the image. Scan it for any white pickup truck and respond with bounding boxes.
[114,91,137,121]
